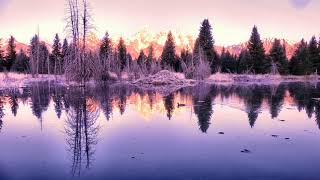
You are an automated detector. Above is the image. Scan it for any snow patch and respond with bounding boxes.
[207,73,320,84]
[0,73,67,89]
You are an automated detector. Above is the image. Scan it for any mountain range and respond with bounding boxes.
[2,28,299,59]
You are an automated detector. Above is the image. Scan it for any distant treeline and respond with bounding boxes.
[0,19,319,80]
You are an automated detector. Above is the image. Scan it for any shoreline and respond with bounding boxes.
[0,72,319,90]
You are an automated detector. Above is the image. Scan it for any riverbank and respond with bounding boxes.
[0,71,319,89]
[207,73,320,84]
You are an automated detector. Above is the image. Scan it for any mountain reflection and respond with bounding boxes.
[0,82,319,134]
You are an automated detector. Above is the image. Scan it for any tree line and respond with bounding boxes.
[0,19,319,81]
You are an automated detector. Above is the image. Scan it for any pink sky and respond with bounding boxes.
[0,0,319,45]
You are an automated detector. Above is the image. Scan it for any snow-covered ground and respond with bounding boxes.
[0,71,319,90]
[207,73,320,84]
[0,73,67,88]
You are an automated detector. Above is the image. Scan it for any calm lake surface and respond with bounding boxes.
[0,82,320,180]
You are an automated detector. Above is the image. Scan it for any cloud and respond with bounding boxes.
[289,0,312,9]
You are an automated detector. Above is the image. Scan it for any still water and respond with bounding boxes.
[0,82,320,180]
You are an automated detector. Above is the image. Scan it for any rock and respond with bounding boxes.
[218,132,225,135]
[285,138,290,140]
[279,120,286,122]
[271,135,279,138]
[131,157,136,159]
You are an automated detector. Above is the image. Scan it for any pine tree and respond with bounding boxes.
[127,53,133,68]
[0,39,4,72]
[198,19,218,73]
[308,36,320,74]
[181,48,192,65]
[28,35,49,75]
[290,39,312,75]
[146,44,155,72]
[220,48,237,73]
[237,49,251,74]
[117,38,127,71]
[161,31,177,71]
[39,42,49,74]
[98,32,112,79]
[61,39,69,73]
[12,50,30,73]
[52,33,62,74]
[62,39,69,57]
[29,35,40,76]
[247,26,269,74]
[5,36,17,71]
[268,39,289,75]
[193,38,201,66]
[137,50,146,67]
[318,37,320,74]
[99,32,112,61]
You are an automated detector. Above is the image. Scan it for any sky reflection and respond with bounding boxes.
[0,82,320,179]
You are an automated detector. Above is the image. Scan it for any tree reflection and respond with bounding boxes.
[268,84,286,119]
[164,93,175,120]
[192,84,214,133]
[65,87,100,177]
[118,89,127,115]
[315,103,320,129]
[288,82,320,126]
[0,82,320,134]
[147,91,156,110]
[194,96,212,133]
[8,89,19,117]
[0,96,4,132]
[289,82,315,115]
[99,85,113,121]
[52,85,65,119]
[237,85,265,128]
[30,82,50,130]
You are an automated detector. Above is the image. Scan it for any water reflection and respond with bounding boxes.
[65,87,99,176]
[0,96,4,132]
[189,84,215,133]
[0,82,320,179]
[0,82,319,133]
[164,93,175,120]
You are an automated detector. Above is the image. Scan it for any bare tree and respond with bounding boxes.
[65,0,94,85]
[193,46,211,80]
[29,35,40,77]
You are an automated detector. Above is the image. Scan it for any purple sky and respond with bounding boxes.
[0,0,319,45]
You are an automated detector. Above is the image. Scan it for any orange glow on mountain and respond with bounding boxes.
[3,27,299,59]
